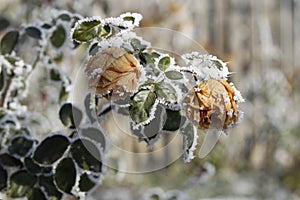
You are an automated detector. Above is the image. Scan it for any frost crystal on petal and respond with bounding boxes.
[229,82,245,103]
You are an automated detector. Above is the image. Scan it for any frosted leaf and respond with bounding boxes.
[164,70,183,80]
[181,122,198,163]
[130,89,158,126]
[94,30,150,55]
[70,16,102,43]
[120,12,143,27]
[154,83,178,105]
[154,54,176,72]
[181,53,231,81]
[131,105,166,147]
[102,13,142,33]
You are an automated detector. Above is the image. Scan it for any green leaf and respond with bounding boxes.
[24,157,52,175]
[39,175,62,200]
[0,17,9,31]
[27,187,47,200]
[123,16,135,23]
[163,109,182,131]
[182,122,195,146]
[84,93,97,123]
[154,83,177,104]
[73,40,80,49]
[101,24,111,37]
[139,52,153,66]
[0,109,6,120]
[8,136,34,157]
[158,56,171,71]
[182,122,197,163]
[132,105,166,144]
[80,127,107,152]
[59,103,83,129]
[54,157,76,194]
[71,138,103,173]
[165,70,183,80]
[50,68,61,81]
[25,26,42,39]
[0,165,7,190]
[41,23,52,29]
[57,13,71,21]
[131,38,147,51]
[151,52,160,59]
[0,31,19,54]
[50,25,66,48]
[79,173,96,192]
[0,153,23,168]
[33,134,70,165]
[59,85,69,103]
[72,19,102,42]
[7,170,37,198]
[4,55,19,65]
[212,59,223,70]
[130,90,156,124]
[88,42,100,56]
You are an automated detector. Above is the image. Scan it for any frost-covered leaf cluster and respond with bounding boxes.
[0,99,108,199]
[0,10,111,199]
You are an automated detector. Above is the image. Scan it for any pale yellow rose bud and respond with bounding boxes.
[183,79,241,130]
[85,47,141,99]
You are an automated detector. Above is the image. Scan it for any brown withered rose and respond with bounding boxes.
[183,79,240,130]
[85,47,141,99]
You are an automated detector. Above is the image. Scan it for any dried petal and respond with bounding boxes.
[183,79,242,130]
[85,47,141,99]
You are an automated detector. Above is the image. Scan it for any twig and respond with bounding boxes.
[0,53,40,108]
[0,76,12,107]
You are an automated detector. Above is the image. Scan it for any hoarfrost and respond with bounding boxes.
[183,125,198,163]
[131,100,159,129]
[181,53,231,80]
[230,82,245,103]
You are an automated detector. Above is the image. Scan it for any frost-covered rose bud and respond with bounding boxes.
[183,79,243,130]
[85,47,141,99]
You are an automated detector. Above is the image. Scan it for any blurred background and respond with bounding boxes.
[1,0,300,199]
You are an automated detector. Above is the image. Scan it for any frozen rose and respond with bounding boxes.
[183,79,241,130]
[85,47,141,99]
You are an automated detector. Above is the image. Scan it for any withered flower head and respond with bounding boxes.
[183,79,241,130]
[85,47,141,99]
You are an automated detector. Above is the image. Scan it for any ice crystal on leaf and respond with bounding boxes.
[182,53,231,81]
